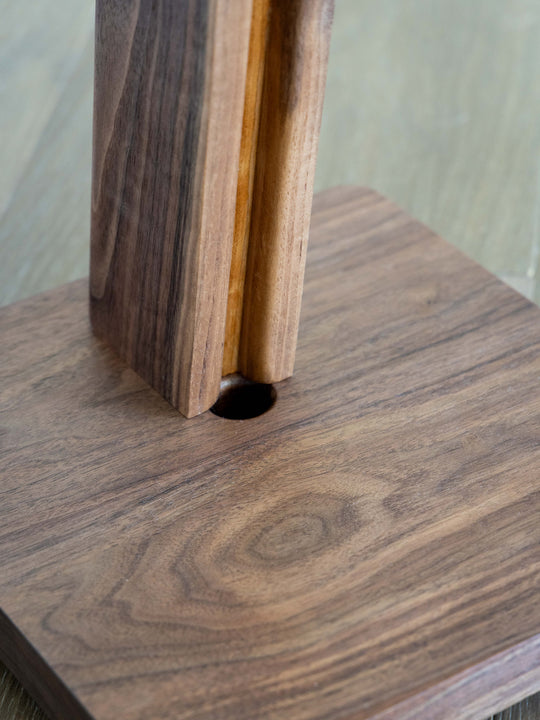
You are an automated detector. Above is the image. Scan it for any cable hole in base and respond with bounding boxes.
[211,374,276,420]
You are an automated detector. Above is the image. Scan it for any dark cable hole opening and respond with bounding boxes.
[211,375,277,420]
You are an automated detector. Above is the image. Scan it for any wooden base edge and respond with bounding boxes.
[0,610,91,720]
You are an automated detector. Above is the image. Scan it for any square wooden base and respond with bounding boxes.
[1,187,539,720]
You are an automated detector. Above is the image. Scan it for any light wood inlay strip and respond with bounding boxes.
[239,0,334,382]
[222,0,272,377]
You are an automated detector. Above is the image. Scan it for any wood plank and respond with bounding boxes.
[222,0,271,377]
[90,0,252,418]
[1,661,538,720]
[1,187,539,720]
[2,1,540,713]
[239,0,334,382]
[370,636,540,720]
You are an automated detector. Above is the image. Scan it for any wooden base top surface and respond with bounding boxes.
[1,187,539,720]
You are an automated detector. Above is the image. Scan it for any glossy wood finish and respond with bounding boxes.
[239,0,334,383]
[1,188,539,720]
[90,0,252,418]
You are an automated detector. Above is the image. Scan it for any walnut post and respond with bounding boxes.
[90,0,334,417]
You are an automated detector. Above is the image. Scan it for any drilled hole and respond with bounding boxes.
[211,374,276,420]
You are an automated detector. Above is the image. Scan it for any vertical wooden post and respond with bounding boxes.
[238,0,334,383]
[222,0,272,377]
[90,0,334,417]
[90,0,253,418]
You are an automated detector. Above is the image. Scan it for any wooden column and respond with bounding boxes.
[90,0,252,418]
[238,0,334,383]
[90,0,334,417]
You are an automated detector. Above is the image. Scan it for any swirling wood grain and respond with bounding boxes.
[1,188,539,719]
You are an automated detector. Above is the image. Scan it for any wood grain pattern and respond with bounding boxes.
[90,0,252,417]
[222,0,271,377]
[90,0,333,411]
[1,661,537,720]
[239,0,334,383]
[1,188,539,720]
[3,1,540,714]
[370,636,540,720]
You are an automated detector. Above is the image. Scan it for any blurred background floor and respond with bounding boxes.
[1,0,539,718]
[1,0,540,307]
